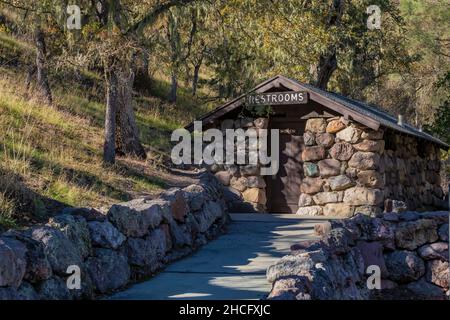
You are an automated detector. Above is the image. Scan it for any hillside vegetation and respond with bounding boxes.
[0,32,213,229]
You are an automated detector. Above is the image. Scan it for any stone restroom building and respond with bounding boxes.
[186,75,449,216]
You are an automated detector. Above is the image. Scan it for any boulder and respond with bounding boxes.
[318,159,341,177]
[305,118,326,133]
[266,254,321,283]
[300,177,324,194]
[0,237,27,288]
[417,242,448,260]
[124,229,167,270]
[330,142,354,161]
[356,241,388,276]
[348,152,380,170]
[343,187,383,206]
[88,221,126,250]
[169,219,193,248]
[303,132,316,146]
[312,192,343,205]
[323,203,354,218]
[107,199,165,237]
[30,226,82,276]
[214,171,231,186]
[37,276,71,300]
[406,279,446,300]
[230,176,248,192]
[366,218,395,246]
[316,133,334,148]
[47,214,92,259]
[296,206,323,216]
[322,228,354,255]
[357,170,384,188]
[384,250,425,283]
[3,231,52,283]
[183,184,209,211]
[85,248,130,294]
[353,140,385,153]
[336,126,361,143]
[328,175,355,191]
[395,219,438,250]
[160,189,190,223]
[426,260,449,288]
[242,188,266,204]
[303,162,319,177]
[194,201,223,233]
[298,194,314,207]
[326,119,346,134]
[246,176,266,188]
[268,276,312,300]
[438,223,448,241]
[301,146,326,162]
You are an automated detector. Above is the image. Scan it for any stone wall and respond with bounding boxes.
[297,117,386,217]
[0,172,229,300]
[382,133,445,210]
[209,117,270,212]
[210,115,445,216]
[266,211,449,300]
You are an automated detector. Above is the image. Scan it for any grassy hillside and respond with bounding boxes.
[0,31,215,229]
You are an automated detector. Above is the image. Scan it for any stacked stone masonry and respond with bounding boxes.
[209,117,270,212]
[0,172,229,300]
[209,116,445,216]
[267,211,449,300]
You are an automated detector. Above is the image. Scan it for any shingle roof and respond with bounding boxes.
[297,80,449,149]
[187,75,449,149]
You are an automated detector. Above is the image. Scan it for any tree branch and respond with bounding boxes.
[125,0,197,36]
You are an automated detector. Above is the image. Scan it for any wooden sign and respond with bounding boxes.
[246,91,308,106]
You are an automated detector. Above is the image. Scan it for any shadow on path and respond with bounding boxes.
[110,214,325,300]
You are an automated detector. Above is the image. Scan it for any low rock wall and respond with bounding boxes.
[0,172,229,300]
[267,211,449,300]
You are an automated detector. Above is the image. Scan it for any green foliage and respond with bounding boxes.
[424,72,450,144]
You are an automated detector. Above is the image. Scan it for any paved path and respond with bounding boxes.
[110,214,326,300]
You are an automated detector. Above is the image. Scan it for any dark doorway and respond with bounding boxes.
[266,119,305,213]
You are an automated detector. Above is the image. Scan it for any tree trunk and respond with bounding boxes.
[103,69,119,165]
[314,0,344,90]
[115,69,147,159]
[316,49,338,90]
[34,27,53,105]
[192,61,202,96]
[169,72,178,103]
[25,65,36,93]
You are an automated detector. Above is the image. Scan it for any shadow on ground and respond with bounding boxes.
[110,214,325,300]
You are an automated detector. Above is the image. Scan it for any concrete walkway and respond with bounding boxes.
[110,214,326,300]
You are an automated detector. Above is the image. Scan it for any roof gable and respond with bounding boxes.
[186,75,449,149]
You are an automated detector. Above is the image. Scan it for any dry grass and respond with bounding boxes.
[0,30,217,228]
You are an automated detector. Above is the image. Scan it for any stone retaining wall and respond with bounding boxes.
[0,172,229,300]
[266,211,449,300]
